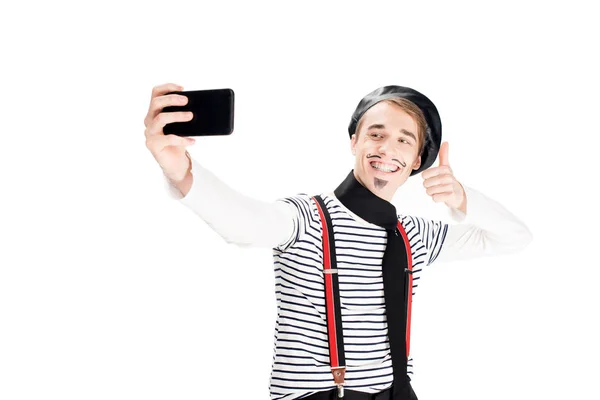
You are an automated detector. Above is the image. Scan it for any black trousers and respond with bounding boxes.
[300,383,418,400]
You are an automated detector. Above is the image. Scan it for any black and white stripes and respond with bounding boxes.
[270,193,448,400]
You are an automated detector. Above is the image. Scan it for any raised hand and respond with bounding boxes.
[421,141,466,212]
[144,83,196,182]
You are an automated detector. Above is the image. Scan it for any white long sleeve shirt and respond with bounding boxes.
[163,156,533,400]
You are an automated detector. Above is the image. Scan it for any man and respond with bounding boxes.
[144,83,533,400]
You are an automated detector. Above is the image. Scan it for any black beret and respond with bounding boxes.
[348,85,442,176]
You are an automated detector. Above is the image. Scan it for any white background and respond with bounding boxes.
[1,1,598,399]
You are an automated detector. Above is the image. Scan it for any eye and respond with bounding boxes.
[399,138,412,145]
[369,132,383,138]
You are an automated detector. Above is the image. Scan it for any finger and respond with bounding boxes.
[422,174,454,189]
[426,184,454,197]
[145,94,189,127]
[438,141,449,166]
[151,83,184,99]
[146,133,195,153]
[145,111,193,138]
[154,93,188,109]
[432,192,453,203]
[144,83,183,126]
[421,165,452,180]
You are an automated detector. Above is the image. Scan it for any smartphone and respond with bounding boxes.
[162,88,234,136]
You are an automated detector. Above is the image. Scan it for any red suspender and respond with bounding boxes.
[397,221,414,357]
[312,196,346,397]
[312,196,413,397]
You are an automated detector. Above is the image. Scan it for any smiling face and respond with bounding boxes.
[350,100,423,202]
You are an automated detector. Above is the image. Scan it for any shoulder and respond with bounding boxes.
[276,193,320,219]
[273,193,323,253]
[398,213,449,266]
[398,213,448,235]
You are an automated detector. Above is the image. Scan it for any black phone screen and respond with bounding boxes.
[162,88,234,136]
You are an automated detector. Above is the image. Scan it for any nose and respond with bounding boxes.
[378,138,391,155]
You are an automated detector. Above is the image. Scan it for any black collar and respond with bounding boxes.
[333,170,398,230]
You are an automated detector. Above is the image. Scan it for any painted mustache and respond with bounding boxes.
[366,154,407,168]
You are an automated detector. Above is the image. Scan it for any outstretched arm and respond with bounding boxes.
[163,153,295,248]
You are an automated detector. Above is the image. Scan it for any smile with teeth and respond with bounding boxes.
[370,161,399,173]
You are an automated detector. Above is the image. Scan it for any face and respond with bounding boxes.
[350,101,422,202]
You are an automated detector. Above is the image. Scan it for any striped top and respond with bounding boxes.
[166,157,532,400]
[269,192,448,400]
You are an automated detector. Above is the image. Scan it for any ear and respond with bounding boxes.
[351,134,357,156]
[412,155,421,170]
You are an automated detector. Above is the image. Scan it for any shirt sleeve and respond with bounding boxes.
[433,184,533,264]
[407,216,449,266]
[272,194,317,253]
[162,154,295,249]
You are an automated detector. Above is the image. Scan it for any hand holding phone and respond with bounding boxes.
[162,88,235,136]
[144,83,197,186]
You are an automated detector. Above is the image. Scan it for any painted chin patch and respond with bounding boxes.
[374,177,388,189]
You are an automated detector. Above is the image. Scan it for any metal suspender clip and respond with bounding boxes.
[324,269,339,274]
[337,384,344,398]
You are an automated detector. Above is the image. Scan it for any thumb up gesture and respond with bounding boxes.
[421,142,467,213]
